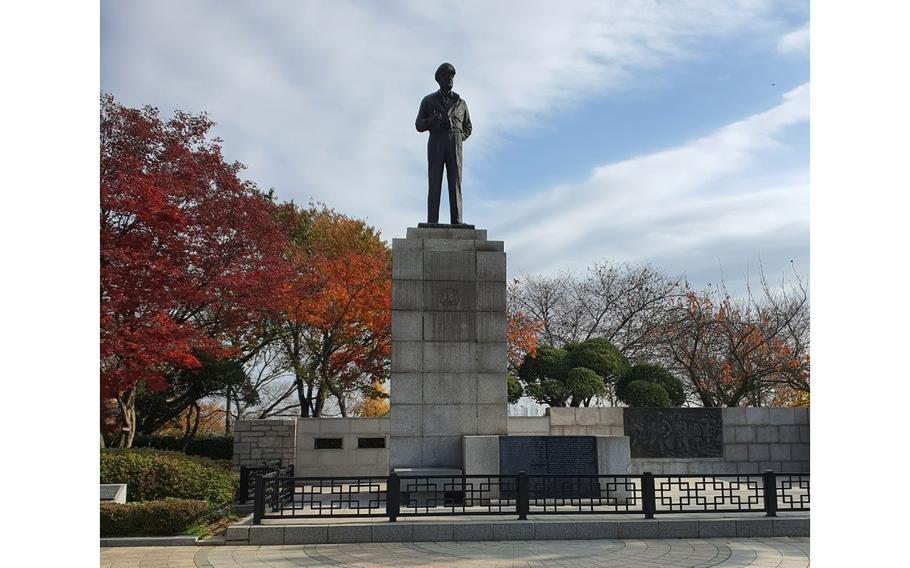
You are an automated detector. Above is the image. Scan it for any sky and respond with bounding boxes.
[100,0,809,294]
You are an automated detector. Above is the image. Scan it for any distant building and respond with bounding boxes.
[508,397,546,417]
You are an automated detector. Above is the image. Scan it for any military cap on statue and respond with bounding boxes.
[434,62,456,80]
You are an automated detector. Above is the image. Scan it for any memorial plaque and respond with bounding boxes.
[499,437,547,474]
[623,408,723,458]
[499,436,598,497]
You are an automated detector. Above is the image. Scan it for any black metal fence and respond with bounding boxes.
[252,470,808,523]
[237,460,286,504]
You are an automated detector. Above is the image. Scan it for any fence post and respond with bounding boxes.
[285,464,295,504]
[387,472,400,522]
[763,470,778,517]
[238,466,249,504]
[253,474,265,525]
[270,475,280,511]
[517,471,529,520]
[642,472,656,519]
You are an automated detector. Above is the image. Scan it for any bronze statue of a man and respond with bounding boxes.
[415,62,472,225]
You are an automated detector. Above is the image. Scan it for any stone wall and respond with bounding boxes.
[505,406,810,475]
[506,416,550,436]
[232,419,296,468]
[546,408,625,437]
[232,407,809,476]
[716,407,810,474]
[295,418,390,477]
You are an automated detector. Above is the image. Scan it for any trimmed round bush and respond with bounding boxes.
[517,345,568,383]
[100,449,238,506]
[100,499,209,537]
[616,364,685,406]
[564,338,630,379]
[565,367,605,400]
[623,380,671,407]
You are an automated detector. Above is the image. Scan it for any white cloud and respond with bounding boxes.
[102,0,797,238]
[491,84,809,279]
[778,21,809,54]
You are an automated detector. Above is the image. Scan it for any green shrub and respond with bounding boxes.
[100,499,210,537]
[617,364,685,406]
[100,449,238,506]
[518,339,628,407]
[132,434,183,452]
[623,380,671,407]
[133,434,234,460]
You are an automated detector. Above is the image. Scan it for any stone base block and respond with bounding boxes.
[462,435,500,502]
[596,436,632,504]
[327,525,373,543]
[224,516,808,545]
[249,525,284,545]
[284,526,328,544]
[100,483,127,504]
[616,520,659,539]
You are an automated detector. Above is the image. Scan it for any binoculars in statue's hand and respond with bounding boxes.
[432,112,450,130]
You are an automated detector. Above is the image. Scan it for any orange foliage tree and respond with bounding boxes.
[507,310,542,374]
[352,380,390,417]
[274,203,391,417]
[660,274,809,407]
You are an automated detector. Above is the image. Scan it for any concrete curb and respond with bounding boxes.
[226,514,254,542]
[238,516,808,545]
[101,536,199,547]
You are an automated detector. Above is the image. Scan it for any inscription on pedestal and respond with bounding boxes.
[623,408,723,458]
[439,287,460,307]
[499,436,598,497]
[499,436,598,475]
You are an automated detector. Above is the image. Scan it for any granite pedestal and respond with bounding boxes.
[390,226,508,470]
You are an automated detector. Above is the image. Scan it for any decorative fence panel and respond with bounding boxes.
[251,469,809,524]
[525,475,642,515]
[237,460,283,504]
[776,472,810,512]
[652,474,765,514]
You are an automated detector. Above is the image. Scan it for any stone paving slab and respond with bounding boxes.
[101,538,810,567]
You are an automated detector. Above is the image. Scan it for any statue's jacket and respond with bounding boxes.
[415,90,472,141]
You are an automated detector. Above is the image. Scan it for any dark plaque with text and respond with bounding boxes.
[499,436,598,497]
[623,408,723,458]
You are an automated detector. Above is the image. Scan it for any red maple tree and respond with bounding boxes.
[100,94,287,446]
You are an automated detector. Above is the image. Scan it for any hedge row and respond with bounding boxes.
[100,499,209,537]
[132,434,234,460]
[100,449,238,506]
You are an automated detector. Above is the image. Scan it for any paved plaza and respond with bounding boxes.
[101,538,809,567]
